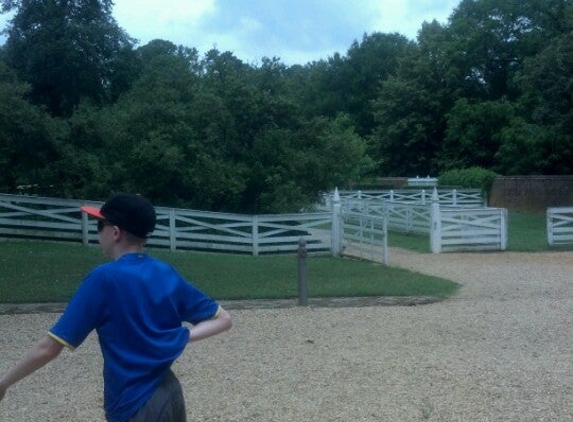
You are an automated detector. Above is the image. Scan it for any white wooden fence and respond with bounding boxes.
[385,202,431,235]
[2,188,509,257]
[336,188,507,253]
[407,176,437,187]
[0,194,333,255]
[339,199,430,234]
[547,207,573,245]
[431,206,507,253]
[323,188,485,208]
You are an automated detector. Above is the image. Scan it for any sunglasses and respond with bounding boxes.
[97,220,114,232]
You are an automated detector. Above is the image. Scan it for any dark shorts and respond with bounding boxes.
[128,370,186,422]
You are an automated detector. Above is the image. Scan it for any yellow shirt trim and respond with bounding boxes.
[47,332,76,351]
[212,305,221,319]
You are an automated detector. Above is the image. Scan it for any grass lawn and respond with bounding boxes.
[2,211,561,304]
[0,241,459,303]
[507,211,550,251]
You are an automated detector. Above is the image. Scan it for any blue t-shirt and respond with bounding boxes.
[49,253,220,422]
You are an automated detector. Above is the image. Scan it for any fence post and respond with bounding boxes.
[331,188,342,257]
[81,210,89,245]
[298,238,308,306]
[547,209,553,246]
[169,209,176,251]
[500,209,508,250]
[252,215,259,256]
[453,189,457,206]
[381,216,388,265]
[430,188,441,253]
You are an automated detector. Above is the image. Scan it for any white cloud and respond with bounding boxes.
[114,0,215,23]
[0,0,462,65]
[367,0,459,40]
[238,16,264,33]
[112,0,216,43]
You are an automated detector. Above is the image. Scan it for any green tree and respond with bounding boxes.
[370,21,454,176]
[1,0,135,115]
[286,54,348,122]
[439,98,515,170]
[446,0,567,101]
[370,0,572,177]
[494,118,550,174]
[0,61,58,192]
[242,114,372,213]
[296,113,374,194]
[500,30,573,174]
[285,33,413,138]
[342,32,414,136]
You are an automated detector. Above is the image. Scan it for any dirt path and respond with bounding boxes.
[0,248,571,421]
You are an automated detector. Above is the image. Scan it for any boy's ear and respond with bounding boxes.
[112,225,122,240]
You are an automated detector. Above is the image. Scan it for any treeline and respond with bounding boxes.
[0,0,571,212]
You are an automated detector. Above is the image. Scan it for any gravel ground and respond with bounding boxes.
[0,248,571,421]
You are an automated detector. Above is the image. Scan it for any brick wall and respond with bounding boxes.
[489,176,573,212]
[374,177,409,189]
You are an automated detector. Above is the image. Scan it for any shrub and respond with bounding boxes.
[438,167,499,194]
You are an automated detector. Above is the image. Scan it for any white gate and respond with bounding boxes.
[547,207,573,245]
[432,207,508,253]
[340,212,388,264]
[332,188,507,253]
[384,202,431,235]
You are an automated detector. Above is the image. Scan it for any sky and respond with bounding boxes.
[0,0,462,66]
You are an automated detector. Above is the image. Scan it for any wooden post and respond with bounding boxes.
[331,187,341,257]
[430,188,441,253]
[500,208,508,250]
[81,209,89,245]
[381,216,388,265]
[252,215,259,256]
[298,238,308,306]
[169,209,176,251]
[547,209,553,246]
[406,204,412,233]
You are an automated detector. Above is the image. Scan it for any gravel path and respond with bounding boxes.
[0,248,571,421]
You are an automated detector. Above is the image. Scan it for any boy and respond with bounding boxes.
[0,193,232,421]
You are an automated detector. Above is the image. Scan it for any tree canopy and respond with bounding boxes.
[1,0,135,116]
[0,0,571,211]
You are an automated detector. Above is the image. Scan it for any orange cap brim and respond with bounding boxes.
[81,206,105,220]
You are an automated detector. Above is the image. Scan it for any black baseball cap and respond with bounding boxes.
[81,193,156,238]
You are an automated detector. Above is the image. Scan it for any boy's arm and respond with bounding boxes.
[189,307,232,343]
[0,334,64,401]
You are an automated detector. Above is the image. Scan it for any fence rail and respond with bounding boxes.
[385,202,431,235]
[0,194,332,255]
[547,207,573,246]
